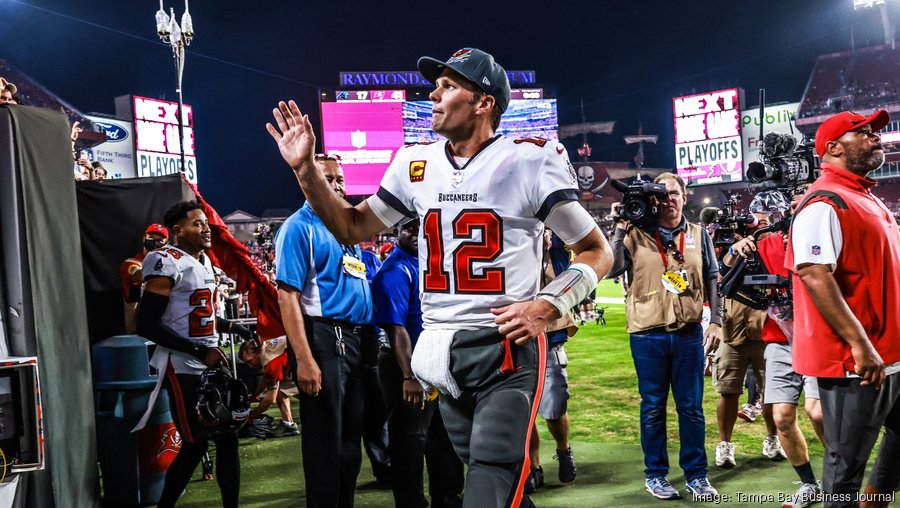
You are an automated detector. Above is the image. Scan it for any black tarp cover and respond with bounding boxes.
[76,174,193,342]
[2,105,99,506]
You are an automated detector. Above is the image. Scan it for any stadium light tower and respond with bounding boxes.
[154,0,194,174]
[853,0,896,48]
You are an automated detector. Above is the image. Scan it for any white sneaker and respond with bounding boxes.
[280,420,300,436]
[782,482,821,508]
[763,434,787,461]
[715,441,736,468]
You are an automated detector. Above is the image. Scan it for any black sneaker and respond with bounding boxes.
[524,465,544,494]
[555,447,577,484]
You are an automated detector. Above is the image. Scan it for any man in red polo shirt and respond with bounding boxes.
[786,110,900,507]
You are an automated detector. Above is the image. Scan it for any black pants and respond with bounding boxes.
[158,370,240,508]
[378,349,464,508]
[362,328,391,482]
[818,372,900,507]
[439,329,545,508]
[298,318,367,508]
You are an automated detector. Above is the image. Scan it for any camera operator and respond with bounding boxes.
[721,189,826,507]
[608,172,723,501]
[712,197,786,471]
[786,110,900,507]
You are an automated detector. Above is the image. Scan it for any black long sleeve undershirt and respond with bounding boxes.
[136,291,209,361]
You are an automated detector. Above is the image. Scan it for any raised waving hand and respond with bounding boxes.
[266,100,316,173]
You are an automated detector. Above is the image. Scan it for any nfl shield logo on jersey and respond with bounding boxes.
[351,130,367,149]
[811,245,821,255]
[409,161,426,182]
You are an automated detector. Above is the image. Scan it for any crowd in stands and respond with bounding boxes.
[242,223,400,281]
[799,44,900,119]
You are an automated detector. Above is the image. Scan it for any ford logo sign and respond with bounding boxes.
[95,121,128,143]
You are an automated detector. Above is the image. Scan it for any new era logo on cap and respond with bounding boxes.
[482,76,491,86]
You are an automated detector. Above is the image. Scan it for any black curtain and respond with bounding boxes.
[76,174,193,342]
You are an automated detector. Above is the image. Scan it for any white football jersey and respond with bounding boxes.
[142,245,219,374]
[367,135,579,329]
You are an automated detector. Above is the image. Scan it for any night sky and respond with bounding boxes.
[1,0,895,216]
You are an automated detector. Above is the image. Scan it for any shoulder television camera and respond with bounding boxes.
[700,193,758,245]
[718,220,792,311]
[745,90,818,195]
[610,176,668,229]
[745,132,818,193]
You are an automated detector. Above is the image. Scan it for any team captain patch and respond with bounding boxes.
[409,160,426,182]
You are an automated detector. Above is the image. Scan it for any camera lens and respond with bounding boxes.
[746,161,780,184]
[625,200,646,221]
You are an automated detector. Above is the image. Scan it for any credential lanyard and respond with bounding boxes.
[654,231,685,269]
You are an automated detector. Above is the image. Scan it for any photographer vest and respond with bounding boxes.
[786,164,900,378]
[624,221,706,334]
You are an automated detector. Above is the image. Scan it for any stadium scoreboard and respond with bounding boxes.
[320,87,558,196]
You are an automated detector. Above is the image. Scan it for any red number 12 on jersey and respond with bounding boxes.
[422,209,505,294]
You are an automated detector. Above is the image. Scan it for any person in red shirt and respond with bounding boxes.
[724,189,826,507]
[239,337,299,436]
[119,224,168,333]
[787,110,900,507]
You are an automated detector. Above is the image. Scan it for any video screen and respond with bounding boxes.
[321,89,557,195]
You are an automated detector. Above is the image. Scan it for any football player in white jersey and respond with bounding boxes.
[268,48,613,508]
[137,201,251,508]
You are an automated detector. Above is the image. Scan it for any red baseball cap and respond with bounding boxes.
[815,110,890,158]
[145,224,169,239]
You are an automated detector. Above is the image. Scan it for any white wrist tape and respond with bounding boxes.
[537,263,599,318]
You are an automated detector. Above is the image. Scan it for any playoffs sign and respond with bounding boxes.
[673,88,743,185]
[132,96,198,184]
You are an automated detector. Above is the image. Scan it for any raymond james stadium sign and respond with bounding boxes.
[339,70,537,87]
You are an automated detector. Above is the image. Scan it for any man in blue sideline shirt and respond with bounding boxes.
[359,245,392,485]
[275,154,374,508]
[374,219,464,508]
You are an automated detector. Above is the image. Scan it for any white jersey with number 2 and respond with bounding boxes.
[142,245,219,374]
[367,135,580,330]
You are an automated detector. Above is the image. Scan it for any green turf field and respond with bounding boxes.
[174,279,890,507]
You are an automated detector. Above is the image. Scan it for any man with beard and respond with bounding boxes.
[787,110,900,507]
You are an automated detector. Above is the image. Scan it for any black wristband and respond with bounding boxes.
[402,376,417,381]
